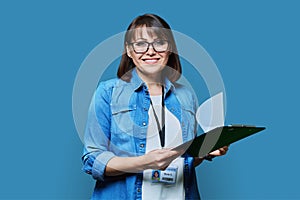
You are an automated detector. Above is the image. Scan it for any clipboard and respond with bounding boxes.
[173,125,266,157]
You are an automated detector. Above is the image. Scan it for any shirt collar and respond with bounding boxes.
[130,68,175,94]
[130,68,144,91]
[163,75,175,95]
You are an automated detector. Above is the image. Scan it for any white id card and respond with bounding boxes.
[151,166,178,184]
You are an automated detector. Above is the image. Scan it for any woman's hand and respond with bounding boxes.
[105,148,181,176]
[208,145,229,157]
[142,148,181,170]
[193,146,229,167]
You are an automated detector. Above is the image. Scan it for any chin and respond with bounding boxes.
[138,66,164,75]
[141,62,165,68]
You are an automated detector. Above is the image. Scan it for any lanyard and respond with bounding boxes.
[149,86,165,148]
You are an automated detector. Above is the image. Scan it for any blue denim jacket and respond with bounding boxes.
[82,69,200,200]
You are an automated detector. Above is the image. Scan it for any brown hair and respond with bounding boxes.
[117,14,182,82]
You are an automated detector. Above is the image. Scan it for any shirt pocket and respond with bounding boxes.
[110,104,137,155]
[111,104,136,135]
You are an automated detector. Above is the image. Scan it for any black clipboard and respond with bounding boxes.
[173,125,266,157]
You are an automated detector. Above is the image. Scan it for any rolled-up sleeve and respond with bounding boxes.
[91,151,115,181]
[82,81,115,182]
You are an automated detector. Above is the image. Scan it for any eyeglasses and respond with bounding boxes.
[129,40,169,54]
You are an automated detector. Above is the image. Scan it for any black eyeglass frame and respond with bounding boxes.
[128,40,169,54]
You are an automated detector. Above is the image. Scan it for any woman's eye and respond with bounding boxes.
[135,42,147,47]
[155,40,167,45]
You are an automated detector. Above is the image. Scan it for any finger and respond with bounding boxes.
[222,146,229,151]
[218,148,225,154]
[219,148,228,155]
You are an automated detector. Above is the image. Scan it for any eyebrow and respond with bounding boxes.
[134,37,161,42]
[135,38,147,41]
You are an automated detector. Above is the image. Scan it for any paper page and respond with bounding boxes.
[196,92,225,132]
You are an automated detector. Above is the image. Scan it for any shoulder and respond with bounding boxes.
[172,82,198,110]
[97,78,119,91]
[95,78,132,102]
[94,78,120,102]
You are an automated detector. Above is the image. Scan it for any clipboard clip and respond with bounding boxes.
[228,124,256,128]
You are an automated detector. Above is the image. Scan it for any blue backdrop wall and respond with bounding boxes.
[1,0,299,199]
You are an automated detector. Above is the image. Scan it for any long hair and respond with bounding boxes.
[117,14,182,82]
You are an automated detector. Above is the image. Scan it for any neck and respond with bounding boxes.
[135,70,164,95]
[137,70,163,84]
[147,82,163,96]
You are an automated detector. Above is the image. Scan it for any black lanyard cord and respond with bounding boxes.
[149,86,165,148]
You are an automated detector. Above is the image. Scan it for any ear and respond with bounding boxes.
[126,43,132,58]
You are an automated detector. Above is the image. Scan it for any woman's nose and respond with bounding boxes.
[146,44,156,55]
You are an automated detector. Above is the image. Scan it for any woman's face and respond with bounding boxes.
[126,26,170,82]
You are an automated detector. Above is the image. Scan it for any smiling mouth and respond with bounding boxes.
[142,58,160,64]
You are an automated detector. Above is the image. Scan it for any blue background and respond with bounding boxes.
[1,0,299,199]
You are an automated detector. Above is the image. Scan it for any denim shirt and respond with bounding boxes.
[82,69,200,200]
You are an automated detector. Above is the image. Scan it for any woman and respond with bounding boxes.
[82,14,228,200]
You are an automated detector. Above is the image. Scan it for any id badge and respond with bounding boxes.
[151,166,178,184]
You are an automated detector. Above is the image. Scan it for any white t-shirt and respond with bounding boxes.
[142,95,185,200]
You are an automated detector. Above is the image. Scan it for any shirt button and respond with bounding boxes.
[137,188,141,193]
[140,144,144,148]
[142,122,146,126]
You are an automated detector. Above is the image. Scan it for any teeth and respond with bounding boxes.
[145,59,157,63]
[143,58,159,64]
